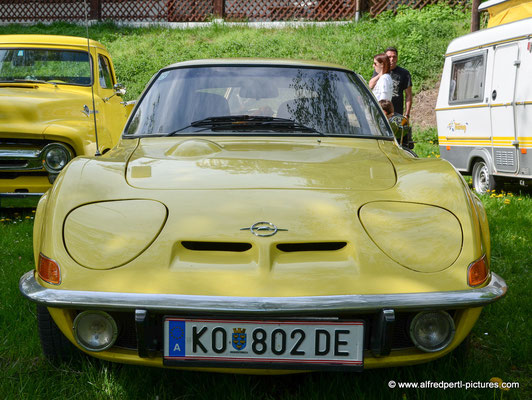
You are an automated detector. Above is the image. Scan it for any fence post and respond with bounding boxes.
[471,0,480,31]
[89,0,101,21]
[356,0,368,21]
[213,0,225,19]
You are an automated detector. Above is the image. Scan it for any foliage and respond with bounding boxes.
[0,4,471,100]
[412,127,439,158]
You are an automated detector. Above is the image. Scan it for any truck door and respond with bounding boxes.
[96,53,129,148]
[490,43,519,173]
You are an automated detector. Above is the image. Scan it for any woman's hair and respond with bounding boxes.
[379,99,394,116]
[374,53,391,74]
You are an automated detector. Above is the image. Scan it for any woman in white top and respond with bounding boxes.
[369,53,393,101]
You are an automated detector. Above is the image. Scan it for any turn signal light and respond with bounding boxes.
[38,253,61,285]
[467,254,488,287]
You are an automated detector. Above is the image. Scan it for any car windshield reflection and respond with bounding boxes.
[125,66,390,137]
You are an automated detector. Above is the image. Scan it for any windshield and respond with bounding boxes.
[125,66,390,137]
[0,48,91,85]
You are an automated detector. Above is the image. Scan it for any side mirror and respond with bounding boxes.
[114,83,126,97]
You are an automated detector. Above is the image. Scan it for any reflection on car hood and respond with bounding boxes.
[126,137,396,190]
[0,85,91,136]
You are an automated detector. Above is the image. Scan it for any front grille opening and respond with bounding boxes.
[182,241,252,252]
[0,171,48,179]
[0,160,28,168]
[276,242,347,252]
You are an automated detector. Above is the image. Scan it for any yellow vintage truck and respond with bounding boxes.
[0,34,131,202]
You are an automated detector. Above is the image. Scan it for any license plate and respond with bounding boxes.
[163,318,364,369]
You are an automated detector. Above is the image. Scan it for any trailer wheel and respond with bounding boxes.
[472,160,496,194]
[37,305,78,363]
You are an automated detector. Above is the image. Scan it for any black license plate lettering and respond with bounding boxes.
[290,329,306,355]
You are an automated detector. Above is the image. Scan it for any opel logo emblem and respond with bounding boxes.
[240,222,288,237]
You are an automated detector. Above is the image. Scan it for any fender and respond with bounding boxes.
[467,148,495,175]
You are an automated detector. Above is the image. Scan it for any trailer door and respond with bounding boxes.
[490,43,519,173]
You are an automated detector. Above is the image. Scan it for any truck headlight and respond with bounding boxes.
[41,143,73,173]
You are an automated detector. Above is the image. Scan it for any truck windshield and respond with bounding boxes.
[125,66,391,138]
[0,48,91,85]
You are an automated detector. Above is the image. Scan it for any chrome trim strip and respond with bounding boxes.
[0,192,44,198]
[0,149,40,158]
[19,271,507,314]
[0,148,43,170]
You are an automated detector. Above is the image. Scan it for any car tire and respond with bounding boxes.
[451,334,471,365]
[472,160,497,194]
[37,305,77,362]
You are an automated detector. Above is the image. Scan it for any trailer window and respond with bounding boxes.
[449,53,486,104]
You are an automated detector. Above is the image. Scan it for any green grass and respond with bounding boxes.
[413,127,439,158]
[0,4,471,100]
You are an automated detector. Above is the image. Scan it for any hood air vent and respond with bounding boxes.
[276,242,347,252]
[181,241,252,252]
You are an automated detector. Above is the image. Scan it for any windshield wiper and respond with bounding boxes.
[168,115,322,136]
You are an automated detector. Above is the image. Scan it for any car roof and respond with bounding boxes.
[0,34,107,51]
[163,58,353,72]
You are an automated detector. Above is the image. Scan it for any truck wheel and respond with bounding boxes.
[37,305,77,363]
[401,146,418,158]
[472,160,496,194]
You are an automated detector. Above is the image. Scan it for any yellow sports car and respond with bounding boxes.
[0,34,131,200]
[20,60,507,372]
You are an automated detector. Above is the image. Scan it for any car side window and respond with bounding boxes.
[98,55,114,89]
[448,52,486,104]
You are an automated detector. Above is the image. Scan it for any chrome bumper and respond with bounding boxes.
[19,271,507,315]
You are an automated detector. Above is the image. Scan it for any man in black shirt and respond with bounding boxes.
[373,47,413,119]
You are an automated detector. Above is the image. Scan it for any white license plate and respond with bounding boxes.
[164,318,364,368]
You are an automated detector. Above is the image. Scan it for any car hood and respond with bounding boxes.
[126,137,396,190]
[0,84,92,136]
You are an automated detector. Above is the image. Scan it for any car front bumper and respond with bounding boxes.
[20,270,507,314]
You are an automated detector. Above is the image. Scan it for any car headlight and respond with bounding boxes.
[64,200,167,269]
[73,311,118,352]
[41,143,73,173]
[409,311,455,352]
[359,202,462,272]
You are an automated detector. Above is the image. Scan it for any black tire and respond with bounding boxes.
[37,305,78,363]
[472,160,497,194]
[401,146,418,158]
[451,334,471,366]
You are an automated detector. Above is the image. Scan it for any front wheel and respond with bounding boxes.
[472,160,496,194]
[37,305,78,363]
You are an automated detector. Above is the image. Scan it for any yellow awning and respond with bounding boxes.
[482,0,532,27]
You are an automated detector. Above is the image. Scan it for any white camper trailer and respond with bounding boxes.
[436,0,532,194]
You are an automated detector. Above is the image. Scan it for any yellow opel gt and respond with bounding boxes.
[0,34,131,200]
[20,60,507,373]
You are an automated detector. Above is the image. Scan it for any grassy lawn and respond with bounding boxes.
[1,5,531,399]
